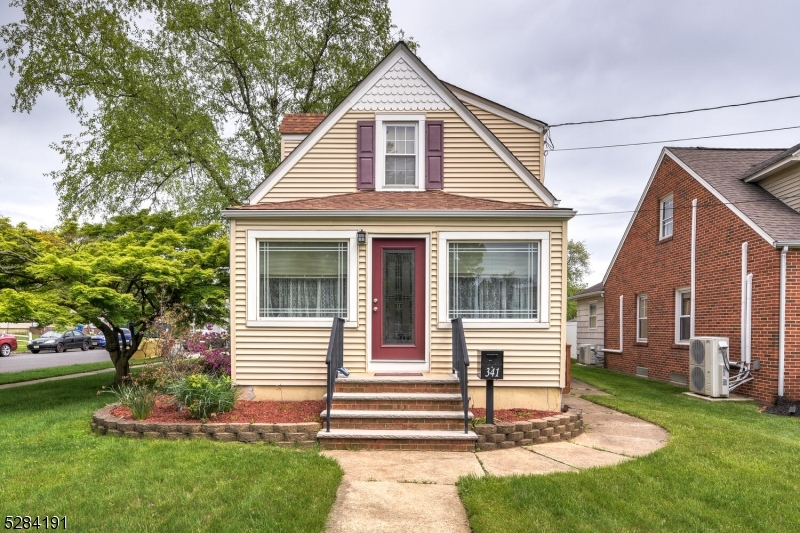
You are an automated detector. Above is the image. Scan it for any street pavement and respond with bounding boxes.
[0,349,111,373]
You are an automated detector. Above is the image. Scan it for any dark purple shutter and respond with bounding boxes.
[356,120,375,190]
[425,120,444,189]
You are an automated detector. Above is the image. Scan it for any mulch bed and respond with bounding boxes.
[763,400,800,417]
[470,407,560,422]
[110,396,325,424]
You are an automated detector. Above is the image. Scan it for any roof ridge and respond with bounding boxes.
[667,146,787,151]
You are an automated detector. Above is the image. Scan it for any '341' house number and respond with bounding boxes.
[479,351,504,380]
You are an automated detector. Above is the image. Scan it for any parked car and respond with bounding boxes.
[0,333,18,357]
[27,330,92,353]
[89,328,132,350]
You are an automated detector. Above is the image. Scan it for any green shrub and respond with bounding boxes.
[169,374,240,419]
[111,384,156,420]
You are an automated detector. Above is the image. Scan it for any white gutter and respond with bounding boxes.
[741,242,748,363]
[778,246,788,397]
[691,199,697,338]
[222,209,578,219]
[602,295,624,354]
[745,273,753,365]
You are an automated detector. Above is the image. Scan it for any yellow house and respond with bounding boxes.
[223,43,574,447]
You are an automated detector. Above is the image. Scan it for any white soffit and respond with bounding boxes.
[246,44,557,207]
[353,58,450,112]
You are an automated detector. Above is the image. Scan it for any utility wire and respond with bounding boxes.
[548,124,800,152]
[572,194,800,217]
[549,94,800,127]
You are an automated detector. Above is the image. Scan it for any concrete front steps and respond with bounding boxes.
[317,374,478,451]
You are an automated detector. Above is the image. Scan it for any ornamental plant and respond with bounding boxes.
[169,374,239,420]
[110,384,156,421]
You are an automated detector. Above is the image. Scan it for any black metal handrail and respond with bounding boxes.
[451,317,470,434]
[325,317,345,432]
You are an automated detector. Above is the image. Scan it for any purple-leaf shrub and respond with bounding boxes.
[203,347,232,377]
[186,332,231,377]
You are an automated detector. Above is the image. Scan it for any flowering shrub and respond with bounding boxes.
[185,332,232,377]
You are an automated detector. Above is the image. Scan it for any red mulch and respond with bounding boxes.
[470,407,560,423]
[110,396,325,424]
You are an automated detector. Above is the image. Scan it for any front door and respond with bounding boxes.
[371,239,425,361]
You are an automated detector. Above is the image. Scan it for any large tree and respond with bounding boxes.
[1,0,415,220]
[0,212,229,383]
[567,239,592,320]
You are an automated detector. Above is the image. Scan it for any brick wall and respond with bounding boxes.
[604,154,799,404]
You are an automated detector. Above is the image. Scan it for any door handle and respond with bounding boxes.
[373,307,378,312]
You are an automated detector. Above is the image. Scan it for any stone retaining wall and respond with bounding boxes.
[473,411,583,451]
[90,405,320,447]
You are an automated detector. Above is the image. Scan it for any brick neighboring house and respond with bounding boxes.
[603,145,800,404]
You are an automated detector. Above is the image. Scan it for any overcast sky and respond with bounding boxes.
[2,0,800,285]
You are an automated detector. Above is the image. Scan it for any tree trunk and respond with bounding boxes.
[113,356,131,385]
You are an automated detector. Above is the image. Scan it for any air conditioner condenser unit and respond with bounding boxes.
[577,344,596,365]
[689,337,730,398]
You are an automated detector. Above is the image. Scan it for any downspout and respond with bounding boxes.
[746,273,753,365]
[741,242,748,363]
[778,246,788,398]
[691,199,697,338]
[602,295,624,354]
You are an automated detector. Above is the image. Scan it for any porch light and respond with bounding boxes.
[357,230,366,244]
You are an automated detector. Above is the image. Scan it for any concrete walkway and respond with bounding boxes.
[322,379,669,533]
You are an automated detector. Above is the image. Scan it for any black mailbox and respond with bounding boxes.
[479,350,503,380]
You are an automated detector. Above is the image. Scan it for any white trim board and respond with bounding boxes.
[437,231,551,329]
[446,84,545,133]
[245,43,558,207]
[224,209,577,219]
[245,230,358,328]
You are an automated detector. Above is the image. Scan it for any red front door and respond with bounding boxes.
[371,239,426,361]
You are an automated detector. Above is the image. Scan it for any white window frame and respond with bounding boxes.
[437,231,550,329]
[675,287,691,344]
[246,230,358,328]
[637,294,648,342]
[588,302,598,330]
[375,114,426,192]
[660,195,674,240]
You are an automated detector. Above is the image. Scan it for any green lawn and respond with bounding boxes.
[0,359,158,385]
[459,366,800,533]
[0,374,342,532]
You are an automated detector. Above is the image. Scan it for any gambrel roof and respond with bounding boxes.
[245,42,557,207]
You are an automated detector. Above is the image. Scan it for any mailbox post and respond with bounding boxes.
[479,350,503,424]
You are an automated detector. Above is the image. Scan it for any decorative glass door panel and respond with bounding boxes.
[372,239,425,361]
[383,250,415,345]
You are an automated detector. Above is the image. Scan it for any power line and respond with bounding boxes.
[549,94,800,127]
[573,194,800,217]
[548,124,800,152]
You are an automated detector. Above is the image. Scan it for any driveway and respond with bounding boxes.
[0,349,111,373]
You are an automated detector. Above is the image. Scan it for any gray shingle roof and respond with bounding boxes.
[667,147,800,243]
[738,141,800,181]
[569,282,604,300]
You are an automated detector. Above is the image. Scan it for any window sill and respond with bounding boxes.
[438,321,550,329]
[634,341,649,347]
[658,235,673,244]
[672,343,690,350]
[247,320,358,329]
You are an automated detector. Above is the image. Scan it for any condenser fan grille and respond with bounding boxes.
[691,366,705,392]
[691,339,705,365]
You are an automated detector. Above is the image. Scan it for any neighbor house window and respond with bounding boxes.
[589,302,598,329]
[384,123,417,187]
[637,294,648,341]
[258,241,348,318]
[676,289,691,343]
[660,195,674,239]
[448,242,538,320]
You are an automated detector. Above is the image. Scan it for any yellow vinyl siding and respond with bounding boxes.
[760,165,800,212]
[280,137,304,160]
[259,109,546,205]
[231,216,564,388]
[462,103,543,180]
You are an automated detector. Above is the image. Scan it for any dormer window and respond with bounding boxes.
[385,123,417,187]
